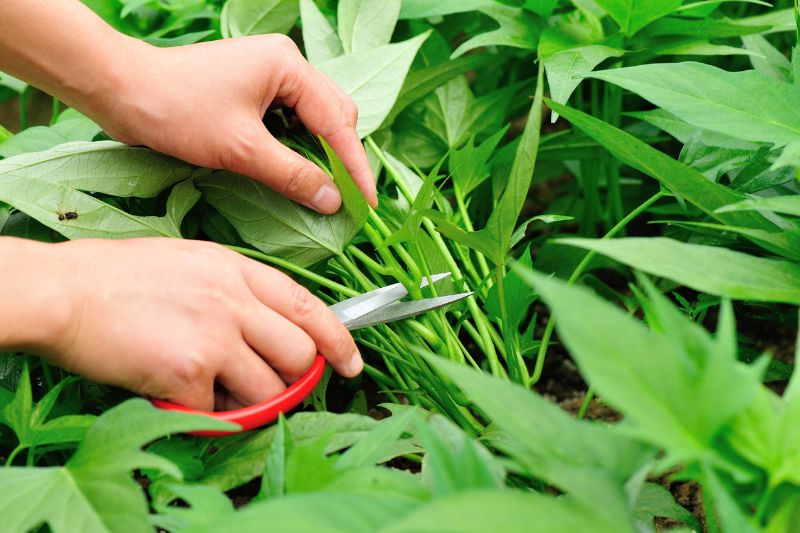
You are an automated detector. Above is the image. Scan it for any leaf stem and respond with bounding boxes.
[225,245,359,297]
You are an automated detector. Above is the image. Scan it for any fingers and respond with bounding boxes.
[242,302,317,382]
[167,376,215,412]
[241,261,363,378]
[280,63,378,208]
[217,343,287,408]
[236,126,343,214]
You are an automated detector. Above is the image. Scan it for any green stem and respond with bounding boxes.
[529,191,664,386]
[495,263,527,384]
[18,89,28,130]
[454,185,491,280]
[577,386,595,420]
[366,136,504,377]
[50,97,60,125]
[226,245,358,297]
[5,444,24,467]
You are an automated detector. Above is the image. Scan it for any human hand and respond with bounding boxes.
[89,36,378,214]
[35,238,362,411]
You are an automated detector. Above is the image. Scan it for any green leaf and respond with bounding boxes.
[486,244,536,329]
[590,62,800,147]
[398,0,491,19]
[0,399,235,533]
[520,269,764,463]
[197,140,367,267]
[337,408,418,469]
[0,174,197,240]
[1,365,95,458]
[337,0,400,54]
[383,53,497,129]
[632,483,700,531]
[0,109,101,159]
[424,355,652,511]
[449,126,508,196]
[418,415,505,496]
[383,489,632,533]
[431,66,544,264]
[259,414,293,500]
[743,34,793,82]
[546,100,794,256]
[186,492,419,533]
[0,141,194,198]
[451,4,543,58]
[300,0,343,65]
[196,412,378,491]
[557,237,800,304]
[647,38,762,58]
[523,0,558,17]
[628,108,759,150]
[221,0,299,38]
[717,196,800,218]
[318,32,429,138]
[153,483,235,531]
[593,0,681,35]
[641,15,769,39]
[539,30,624,122]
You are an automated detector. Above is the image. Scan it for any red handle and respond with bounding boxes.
[151,355,326,437]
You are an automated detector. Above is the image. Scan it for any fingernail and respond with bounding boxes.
[344,349,363,377]
[312,184,342,214]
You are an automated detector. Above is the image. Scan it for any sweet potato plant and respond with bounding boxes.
[1,0,800,531]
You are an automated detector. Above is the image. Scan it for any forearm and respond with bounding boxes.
[0,0,139,119]
[0,237,70,353]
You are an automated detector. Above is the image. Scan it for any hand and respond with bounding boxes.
[89,36,378,214]
[34,238,362,411]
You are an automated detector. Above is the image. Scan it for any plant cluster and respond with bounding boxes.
[1,0,800,531]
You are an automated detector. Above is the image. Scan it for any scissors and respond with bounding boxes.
[152,272,471,436]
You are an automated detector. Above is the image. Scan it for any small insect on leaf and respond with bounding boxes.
[65,211,78,220]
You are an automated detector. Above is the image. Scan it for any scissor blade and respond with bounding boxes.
[346,292,472,330]
[330,272,452,326]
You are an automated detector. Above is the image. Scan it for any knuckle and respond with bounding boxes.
[345,99,359,124]
[291,284,320,320]
[282,163,308,197]
[329,326,355,360]
[172,354,208,388]
[269,34,300,54]
[223,130,261,173]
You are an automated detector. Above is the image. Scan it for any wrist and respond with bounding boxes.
[0,238,76,356]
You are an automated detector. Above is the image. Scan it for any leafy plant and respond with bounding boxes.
[2,0,800,531]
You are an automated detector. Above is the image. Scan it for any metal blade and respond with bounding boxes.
[330,272,452,327]
[346,292,472,330]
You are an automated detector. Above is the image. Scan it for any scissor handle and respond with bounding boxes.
[151,355,326,437]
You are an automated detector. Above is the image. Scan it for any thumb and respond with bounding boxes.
[234,126,342,214]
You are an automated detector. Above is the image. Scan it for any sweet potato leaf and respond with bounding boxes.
[451,4,543,58]
[0,399,234,533]
[590,62,800,147]
[557,237,800,304]
[520,269,764,465]
[0,141,194,197]
[221,0,299,38]
[300,0,343,65]
[593,0,681,35]
[1,364,94,458]
[337,0,400,54]
[318,32,429,138]
[197,139,367,266]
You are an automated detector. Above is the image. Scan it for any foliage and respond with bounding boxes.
[2,0,800,531]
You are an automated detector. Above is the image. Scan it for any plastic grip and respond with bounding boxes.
[151,355,326,437]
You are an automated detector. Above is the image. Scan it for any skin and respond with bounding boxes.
[0,0,377,410]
